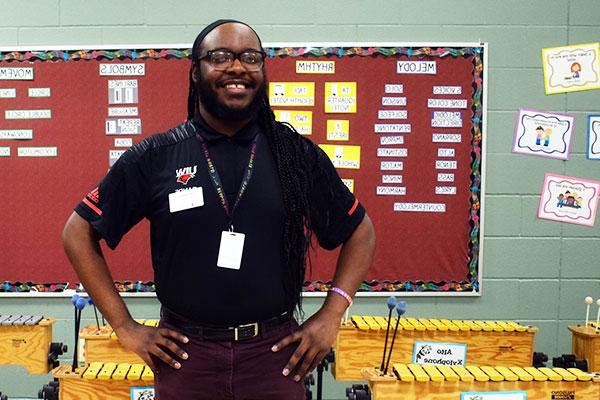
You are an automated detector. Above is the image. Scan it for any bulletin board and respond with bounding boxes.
[0,42,486,295]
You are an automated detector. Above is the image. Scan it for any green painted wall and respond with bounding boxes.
[1,0,599,398]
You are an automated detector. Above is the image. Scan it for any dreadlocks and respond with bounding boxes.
[186,21,326,314]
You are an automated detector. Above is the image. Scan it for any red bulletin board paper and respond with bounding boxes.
[0,46,484,294]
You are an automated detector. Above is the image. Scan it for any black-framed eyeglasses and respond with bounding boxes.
[198,49,266,71]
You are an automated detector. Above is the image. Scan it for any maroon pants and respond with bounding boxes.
[154,317,305,400]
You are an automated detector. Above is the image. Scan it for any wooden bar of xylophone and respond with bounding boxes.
[569,323,600,372]
[333,316,537,381]
[0,315,56,374]
[53,362,154,400]
[81,319,158,364]
[362,363,600,400]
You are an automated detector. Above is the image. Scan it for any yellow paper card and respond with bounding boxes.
[342,179,354,193]
[274,110,313,135]
[269,82,315,106]
[319,144,361,169]
[324,82,357,113]
[326,119,350,141]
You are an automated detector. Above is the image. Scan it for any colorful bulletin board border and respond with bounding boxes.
[0,44,485,295]
[512,108,574,160]
[588,114,600,160]
[542,42,600,95]
[538,173,600,227]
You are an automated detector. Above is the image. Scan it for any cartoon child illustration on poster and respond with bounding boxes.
[542,127,552,146]
[513,109,574,160]
[535,126,544,145]
[570,62,582,79]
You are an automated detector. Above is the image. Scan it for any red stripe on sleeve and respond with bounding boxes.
[82,198,103,216]
[347,198,359,216]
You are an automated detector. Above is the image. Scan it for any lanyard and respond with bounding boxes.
[198,134,259,229]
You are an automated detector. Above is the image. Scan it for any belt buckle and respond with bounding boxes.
[234,322,258,341]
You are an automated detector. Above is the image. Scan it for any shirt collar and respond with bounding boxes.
[192,114,259,143]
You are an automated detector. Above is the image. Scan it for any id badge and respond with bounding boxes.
[217,230,245,270]
[168,187,204,213]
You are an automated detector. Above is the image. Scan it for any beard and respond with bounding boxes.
[197,76,267,121]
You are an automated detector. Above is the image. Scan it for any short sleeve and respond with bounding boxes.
[308,144,366,250]
[74,148,151,249]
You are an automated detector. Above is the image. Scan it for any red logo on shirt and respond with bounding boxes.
[87,187,99,204]
[176,165,197,185]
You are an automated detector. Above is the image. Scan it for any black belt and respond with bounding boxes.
[161,308,292,342]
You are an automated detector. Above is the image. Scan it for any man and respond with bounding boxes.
[63,19,375,399]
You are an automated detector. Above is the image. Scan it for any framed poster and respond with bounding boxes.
[538,173,600,227]
[512,108,574,160]
[588,114,600,160]
[542,42,600,94]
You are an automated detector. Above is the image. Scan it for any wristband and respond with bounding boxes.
[330,286,353,307]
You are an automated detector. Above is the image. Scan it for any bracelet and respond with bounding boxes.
[330,286,353,307]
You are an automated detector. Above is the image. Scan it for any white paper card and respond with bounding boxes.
[108,107,138,117]
[0,88,16,98]
[115,138,133,147]
[413,341,467,366]
[433,86,462,95]
[18,147,57,157]
[428,98,467,108]
[375,124,411,133]
[378,110,408,119]
[100,64,145,76]
[168,187,204,213]
[436,160,457,170]
[109,149,127,166]
[106,118,142,135]
[5,109,51,119]
[385,84,403,93]
[377,148,407,157]
[0,147,10,157]
[438,148,455,157]
[461,392,526,400]
[433,133,461,143]
[108,80,139,104]
[0,67,33,80]
[438,173,455,182]
[432,111,462,128]
[217,231,245,270]
[382,175,403,183]
[380,136,404,145]
[394,203,446,213]
[0,129,33,140]
[397,61,436,74]
[381,97,407,106]
[435,186,457,195]
[28,88,51,97]
[376,186,406,195]
[381,161,403,170]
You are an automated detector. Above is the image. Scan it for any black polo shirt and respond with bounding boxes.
[75,117,365,325]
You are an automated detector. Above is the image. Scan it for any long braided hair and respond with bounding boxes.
[186,22,319,314]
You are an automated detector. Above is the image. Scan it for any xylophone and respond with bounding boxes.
[53,362,154,400]
[334,316,538,381]
[360,363,600,400]
[0,315,64,374]
[81,319,158,364]
[569,323,600,372]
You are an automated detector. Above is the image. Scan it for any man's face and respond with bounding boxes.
[193,23,266,121]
